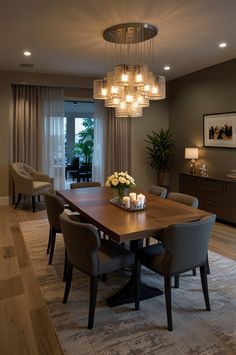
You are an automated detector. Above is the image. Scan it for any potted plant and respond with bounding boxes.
[145,129,174,186]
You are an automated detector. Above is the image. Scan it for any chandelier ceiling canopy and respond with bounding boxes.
[93,23,166,118]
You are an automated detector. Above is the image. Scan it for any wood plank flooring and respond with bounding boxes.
[0,202,235,354]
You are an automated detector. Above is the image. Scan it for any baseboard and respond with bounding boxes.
[0,196,9,206]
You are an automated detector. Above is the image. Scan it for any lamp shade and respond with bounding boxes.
[185,148,199,159]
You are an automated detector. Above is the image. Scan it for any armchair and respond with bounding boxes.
[11,162,53,212]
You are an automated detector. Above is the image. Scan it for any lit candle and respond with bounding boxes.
[137,193,145,208]
[129,192,136,204]
[123,196,130,209]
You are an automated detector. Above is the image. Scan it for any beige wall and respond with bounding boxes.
[131,98,169,191]
[169,58,236,191]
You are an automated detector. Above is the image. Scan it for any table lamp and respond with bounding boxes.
[185,148,199,174]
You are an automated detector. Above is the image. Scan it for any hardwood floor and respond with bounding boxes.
[0,203,62,355]
[0,202,235,354]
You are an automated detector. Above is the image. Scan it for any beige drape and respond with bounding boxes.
[12,85,65,189]
[104,108,131,177]
[12,85,43,169]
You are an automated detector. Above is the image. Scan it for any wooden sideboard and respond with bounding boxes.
[179,172,236,224]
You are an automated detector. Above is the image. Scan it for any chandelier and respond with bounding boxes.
[93,23,166,118]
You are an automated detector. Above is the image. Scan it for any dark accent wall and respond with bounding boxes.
[169,58,236,191]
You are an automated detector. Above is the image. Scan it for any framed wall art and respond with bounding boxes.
[203,112,236,148]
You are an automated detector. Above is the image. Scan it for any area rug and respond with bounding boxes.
[20,220,236,355]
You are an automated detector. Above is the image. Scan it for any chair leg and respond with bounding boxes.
[101,274,107,283]
[192,268,197,276]
[134,255,141,311]
[206,253,210,275]
[146,237,151,246]
[63,249,68,282]
[164,275,173,331]
[38,195,40,202]
[15,194,22,209]
[63,262,73,304]
[200,264,211,311]
[48,229,56,264]
[88,275,98,329]
[174,275,179,288]
[46,228,52,254]
[32,196,36,212]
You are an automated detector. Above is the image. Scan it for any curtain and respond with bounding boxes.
[92,101,106,184]
[12,85,43,168]
[42,87,65,190]
[92,100,132,183]
[105,108,131,177]
[12,85,65,189]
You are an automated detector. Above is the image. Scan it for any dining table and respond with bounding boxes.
[57,187,211,307]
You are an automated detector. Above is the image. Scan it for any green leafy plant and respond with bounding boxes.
[73,118,94,163]
[145,129,174,186]
[73,141,93,163]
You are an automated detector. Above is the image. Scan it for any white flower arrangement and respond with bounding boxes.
[105,171,135,189]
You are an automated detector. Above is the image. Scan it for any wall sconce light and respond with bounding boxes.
[185,148,199,174]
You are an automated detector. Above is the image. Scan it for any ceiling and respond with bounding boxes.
[1,0,236,80]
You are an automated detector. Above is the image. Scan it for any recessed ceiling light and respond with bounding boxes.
[164,66,170,71]
[218,42,227,48]
[23,50,31,56]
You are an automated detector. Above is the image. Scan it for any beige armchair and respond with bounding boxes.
[11,162,53,212]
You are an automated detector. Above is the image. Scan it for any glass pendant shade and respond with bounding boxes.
[133,64,148,86]
[148,75,166,100]
[93,79,108,99]
[135,91,150,107]
[105,97,120,107]
[115,101,128,117]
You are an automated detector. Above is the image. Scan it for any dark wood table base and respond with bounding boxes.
[107,277,163,307]
[107,238,163,308]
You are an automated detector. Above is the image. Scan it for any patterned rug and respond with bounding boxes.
[20,220,236,355]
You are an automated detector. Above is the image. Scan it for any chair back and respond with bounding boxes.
[70,156,80,169]
[167,192,199,208]
[161,215,216,274]
[149,185,167,199]
[60,212,101,275]
[44,193,64,232]
[11,162,34,194]
[70,182,101,189]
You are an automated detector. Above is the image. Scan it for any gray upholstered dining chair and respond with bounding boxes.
[148,185,168,199]
[44,193,65,265]
[135,214,216,331]
[60,212,135,329]
[166,192,200,287]
[70,181,101,189]
[167,192,199,208]
[44,192,80,282]
[146,185,168,247]
[11,162,53,212]
[70,181,106,240]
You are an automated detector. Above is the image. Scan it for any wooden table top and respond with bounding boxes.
[57,187,211,243]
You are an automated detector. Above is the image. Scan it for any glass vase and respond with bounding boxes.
[113,187,127,204]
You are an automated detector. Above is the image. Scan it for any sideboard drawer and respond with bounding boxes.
[199,201,224,218]
[198,178,224,193]
[199,189,224,204]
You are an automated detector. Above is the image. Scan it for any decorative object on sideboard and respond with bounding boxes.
[203,112,236,148]
[185,148,199,174]
[199,164,208,176]
[227,169,236,180]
